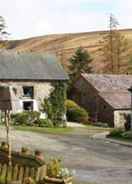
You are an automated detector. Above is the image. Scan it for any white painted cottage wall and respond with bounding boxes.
[114,110,131,128]
[0,81,53,113]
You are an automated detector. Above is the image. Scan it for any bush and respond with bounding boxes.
[28,111,40,124]
[65,100,79,109]
[47,158,73,178]
[65,100,89,123]
[38,119,54,128]
[122,131,132,139]
[108,128,124,137]
[11,112,29,125]
[11,111,40,125]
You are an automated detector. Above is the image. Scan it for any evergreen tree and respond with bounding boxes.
[69,47,92,83]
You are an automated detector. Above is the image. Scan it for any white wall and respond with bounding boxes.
[0,81,53,113]
[114,110,131,128]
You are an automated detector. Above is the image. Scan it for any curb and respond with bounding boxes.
[106,138,132,148]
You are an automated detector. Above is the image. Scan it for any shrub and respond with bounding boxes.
[108,128,124,137]
[65,100,89,123]
[11,112,29,125]
[38,119,54,128]
[27,111,40,125]
[65,100,79,109]
[122,131,132,139]
[47,158,73,178]
[11,111,40,125]
[47,158,61,178]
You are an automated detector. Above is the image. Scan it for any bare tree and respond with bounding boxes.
[100,14,128,74]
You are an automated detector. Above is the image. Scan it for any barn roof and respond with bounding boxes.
[0,50,68,81]
[81,73,132,92]
[99,91,131,109]
[81,73,132,110]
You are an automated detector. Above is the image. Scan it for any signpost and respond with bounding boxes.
[128,86,132,129]
[0,86,12,165]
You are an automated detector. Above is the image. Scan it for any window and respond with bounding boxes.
[23,101,33,111]
[23,86,34,98]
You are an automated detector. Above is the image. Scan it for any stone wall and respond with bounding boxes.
[97,96,114,127]
[0,81,53,113]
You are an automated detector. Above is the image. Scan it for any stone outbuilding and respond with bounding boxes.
[0,51,68,113]
[72,73,132,128]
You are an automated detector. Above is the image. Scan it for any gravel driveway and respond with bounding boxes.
[0,127,132,184]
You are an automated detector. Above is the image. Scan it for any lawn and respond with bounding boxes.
[13,124,111,137]
[14,126,74,134]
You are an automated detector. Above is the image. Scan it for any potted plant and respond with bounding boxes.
[21,147,30,155]
[44,158,73,184]
[0,141,9,152]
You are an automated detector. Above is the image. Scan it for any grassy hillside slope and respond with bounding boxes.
[7,29,132,73]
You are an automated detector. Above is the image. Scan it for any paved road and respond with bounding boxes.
[0,127,132,184]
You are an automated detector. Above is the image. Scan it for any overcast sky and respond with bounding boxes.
[0,0,131,39]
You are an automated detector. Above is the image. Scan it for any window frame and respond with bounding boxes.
[23,86,34,98]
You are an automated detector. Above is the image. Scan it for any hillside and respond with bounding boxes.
[7,29,132,73]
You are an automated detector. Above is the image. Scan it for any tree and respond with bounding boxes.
[0,16,9,48]
[0,16,8,39]
[100,14,128,74]
[69,47,92,83]
[41,82,67,127]
[127,56,132,74]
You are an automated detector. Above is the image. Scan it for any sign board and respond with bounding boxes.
[0,86,12,110]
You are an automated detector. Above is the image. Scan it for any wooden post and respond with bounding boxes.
[4,110,12,166]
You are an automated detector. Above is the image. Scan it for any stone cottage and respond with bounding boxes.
[72,73,132,128]
[0,51,68,113]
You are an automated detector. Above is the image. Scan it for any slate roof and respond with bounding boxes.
[81,73,132,109]
[0,50,68,80]
[82,73,132,92]
[99,91,131,109]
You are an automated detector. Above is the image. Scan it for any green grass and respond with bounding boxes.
[14,125,74,135]
[86,125,112,130]
[108,134,132,142]
[1,122,112,137]
[108,129,132,142]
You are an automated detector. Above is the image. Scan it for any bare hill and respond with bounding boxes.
[7,29,132,73]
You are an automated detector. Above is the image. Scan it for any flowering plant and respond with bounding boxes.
[47,158,73,179]
[58,168,73,178]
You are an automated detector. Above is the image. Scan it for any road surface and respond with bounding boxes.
[0,127,132,184]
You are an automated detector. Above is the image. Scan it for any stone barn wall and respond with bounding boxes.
[72,76,114,126]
